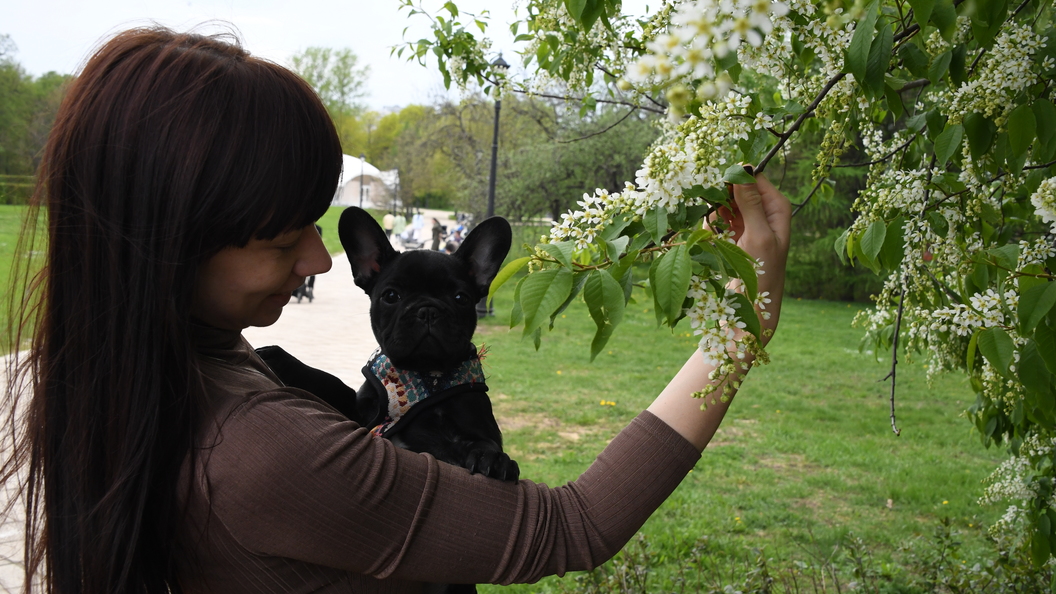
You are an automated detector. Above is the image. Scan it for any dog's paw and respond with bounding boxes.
[465,449,520,482]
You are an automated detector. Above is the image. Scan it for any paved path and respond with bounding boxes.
[0,208,460,591]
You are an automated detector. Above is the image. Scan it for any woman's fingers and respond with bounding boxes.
[728,173,791,267]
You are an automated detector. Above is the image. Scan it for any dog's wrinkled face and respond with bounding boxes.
[367,250,480,370]
[338,207,512,373]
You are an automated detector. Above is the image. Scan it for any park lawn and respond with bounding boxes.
[474,292,1005,592]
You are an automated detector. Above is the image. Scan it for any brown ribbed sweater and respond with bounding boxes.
[177,326,701,593]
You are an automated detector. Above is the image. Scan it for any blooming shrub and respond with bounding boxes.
[401,0,1056,565]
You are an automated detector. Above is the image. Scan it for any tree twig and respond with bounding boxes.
[835,133,919,168]
[879,272,907,436]
[792,176,827,217]
[557,108,639,143]
[755,72,847,174]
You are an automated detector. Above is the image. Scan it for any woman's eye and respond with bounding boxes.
[382,289,400,304]
[454,292,471,305]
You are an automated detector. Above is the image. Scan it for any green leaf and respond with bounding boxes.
[510,276,525,328]
[963,113,995,160]
[580,0,606,31]
[978,327,1015,378]
[723,163,756,185]
[880,216,905,269]
[899,43,930,78]
[860,220,887,263]
[1032,99,1056,162]
[540,241,575,268]
[908,0,937,30]
[730,292,763,338]
[1019,339,1053,394]
[1036,321,1056,374]
[930,0,958,41]
[884,84,904,120]
[643,206,668,245]
[1020,282,1056,334]
[988,244,1019,270]
[712,239,759,302]
[865,23,894,97]
[584,269,626,360]
[835,228,851,265]
[1032,526,1051,568]
[934,123,964,167]
[967,328,981,373]
[565,0,587,19]
[928,50,952,85]
[651,245,693,326]
[489,256,531,304]
[925,110,948,142]
[604,236,630,262]
[845,0,880,83]
[1008,104,1037,157]
[549,270,590,329]
[520,267,574,336]
[928,211,949,238]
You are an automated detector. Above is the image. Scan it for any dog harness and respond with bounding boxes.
[362,348,488,437]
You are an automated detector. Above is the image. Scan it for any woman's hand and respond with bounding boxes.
[649,174,791,450]
[717,173,791,342]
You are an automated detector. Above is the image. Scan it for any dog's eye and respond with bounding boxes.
[454,292,472,306]
[382,289,400,304]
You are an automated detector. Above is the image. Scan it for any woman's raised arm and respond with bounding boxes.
[648,174,792,450]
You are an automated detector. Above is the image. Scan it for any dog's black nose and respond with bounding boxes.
[416,306,440,324]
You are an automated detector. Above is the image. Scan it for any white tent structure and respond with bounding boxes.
[333,154,400,210]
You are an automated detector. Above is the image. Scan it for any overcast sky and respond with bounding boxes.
[3,0,527,112]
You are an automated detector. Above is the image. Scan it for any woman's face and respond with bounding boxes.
[192,224,332,330]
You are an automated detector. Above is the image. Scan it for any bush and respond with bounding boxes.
[0,175,34,205]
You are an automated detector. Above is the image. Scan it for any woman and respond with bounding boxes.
[2,27,790,593]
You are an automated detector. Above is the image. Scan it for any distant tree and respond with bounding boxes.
[0,37,71,177]
[290,47,369,151]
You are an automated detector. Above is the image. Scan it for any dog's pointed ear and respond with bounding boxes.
[454,217,512,296]
[338,207,397,293]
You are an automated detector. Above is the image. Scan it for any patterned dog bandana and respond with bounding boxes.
[362,347,488,437]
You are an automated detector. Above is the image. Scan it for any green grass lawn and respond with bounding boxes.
[474,291,1006,592]
[1,204,1015,586]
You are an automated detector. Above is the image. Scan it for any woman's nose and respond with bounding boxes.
[296,225,332,277]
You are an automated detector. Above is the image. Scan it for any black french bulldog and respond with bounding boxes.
[257,207,519,483]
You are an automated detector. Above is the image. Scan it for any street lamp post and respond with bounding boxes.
[478,55,509,319]
[359,152,365,209]
[485,54,508,219]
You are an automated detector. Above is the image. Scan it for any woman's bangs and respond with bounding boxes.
[250,65,342,240]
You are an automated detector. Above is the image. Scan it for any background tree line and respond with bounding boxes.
[0,35,71,204]
[0,38,873,301]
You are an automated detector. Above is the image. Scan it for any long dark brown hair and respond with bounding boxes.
[2,27,342,593]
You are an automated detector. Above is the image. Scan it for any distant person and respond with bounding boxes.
[431,217,444,251]
[382,212,394,237]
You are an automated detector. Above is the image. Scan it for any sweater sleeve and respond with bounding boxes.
[200,390,700,585]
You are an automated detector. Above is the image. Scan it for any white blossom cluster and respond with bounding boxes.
[944,23,1043,124]
[686,275,750,367]
[626,0,789,97]
[1019,237,1056,268]
[980,433,1056,543]
[549,94,754,246]
[550,185,637,250]
[928,288,1016,337]
[1030,176,1056,235]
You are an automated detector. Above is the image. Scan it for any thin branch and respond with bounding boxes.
[835,133,920,168]
[879,272,907,437]
[557,108,639,143]
[898,78,931,92]
[756,72,847,174]
[791,176,827,217]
